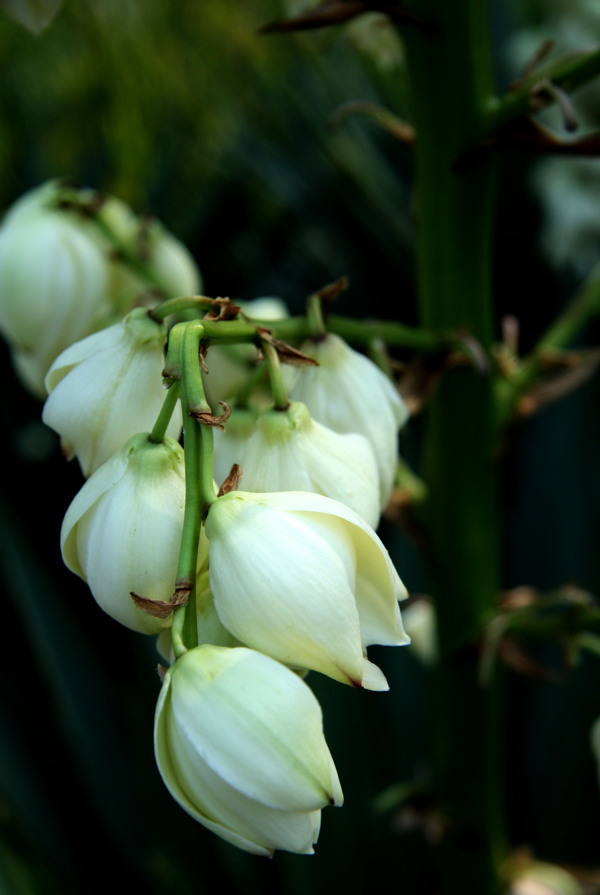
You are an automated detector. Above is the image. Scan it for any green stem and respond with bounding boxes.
[234,361,268,408]
[306,293,326,338]
[148,382,181,444]
[149,301,446,352]
[402,1,505,890]
[261,339,289,411]
[150,295,218,322]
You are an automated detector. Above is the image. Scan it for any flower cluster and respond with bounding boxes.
[0,182,412,857]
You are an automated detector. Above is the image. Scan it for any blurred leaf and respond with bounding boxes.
[0,0,64,34]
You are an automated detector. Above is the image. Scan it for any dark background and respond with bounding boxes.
[1,1,600,892]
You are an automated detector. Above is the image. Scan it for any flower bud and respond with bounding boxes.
[0,182,111,396]
[287,333,409,508]
[205,490,409,688]
[60,433,206,634]
[154,644,342,855]
[236,401,381,528]
[42,307,181,476]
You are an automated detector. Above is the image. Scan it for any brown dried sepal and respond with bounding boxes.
[516,349,600,418]
[193,400,232,430]
[257,327,319,367]
[202,297,241,322]
[218,463,242,497]
[130,587,189,619]
[315,275,349,305]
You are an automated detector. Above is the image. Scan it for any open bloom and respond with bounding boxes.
[236,401,380,528]
[287,333,409,508]
[43,307,182,476]
[205,490,409,688]
[60,433,206,634]
[154,644,342,856]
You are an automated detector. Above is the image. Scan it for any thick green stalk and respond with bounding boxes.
[402,2,505,891]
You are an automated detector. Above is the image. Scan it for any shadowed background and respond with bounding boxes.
[0,1,600,892]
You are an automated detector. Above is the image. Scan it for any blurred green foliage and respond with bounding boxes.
[1,1,600,893]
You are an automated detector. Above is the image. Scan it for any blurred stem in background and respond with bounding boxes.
[402,2,505,890]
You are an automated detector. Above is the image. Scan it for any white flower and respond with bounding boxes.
[287,333,409,508]
[60,433,206,634]
[154,644,342,856]
[42,307,182,476]
[205,490,409,689]
[0,182,111,396]
[237,401,380,528]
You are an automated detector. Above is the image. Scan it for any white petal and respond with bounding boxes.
[171,647,343,811]
[207,497,365,684]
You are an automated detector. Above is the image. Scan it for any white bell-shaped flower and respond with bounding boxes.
[61,432,206,634]
[287,333,409,508]
[237,401,380,528]
[42,307,182,476]
[205,490,409,689]
[154,644,342,855]
[0,182,111,397]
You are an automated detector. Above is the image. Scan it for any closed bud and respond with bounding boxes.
[287,333,409,508]
[0,181,111,396]
[237,401,381,528]
[205,490,410,688]
[43,307,182,476]
[60,433,206,634]
[154,645,342,855]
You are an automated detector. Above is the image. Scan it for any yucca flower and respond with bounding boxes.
[43,307,181,476]
[287,333,409,508]
[205,489,410,689]
[236,400,380,527]
[154,644,343,855]
[60,433,205,634]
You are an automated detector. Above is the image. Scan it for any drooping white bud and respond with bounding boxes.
[236,401,381,528]
[43,307,182,476]
[205,489,409,688]
[154,644,342,855]
[60,433,206,634]
[287,333,409,508]
[0,182,111,396]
